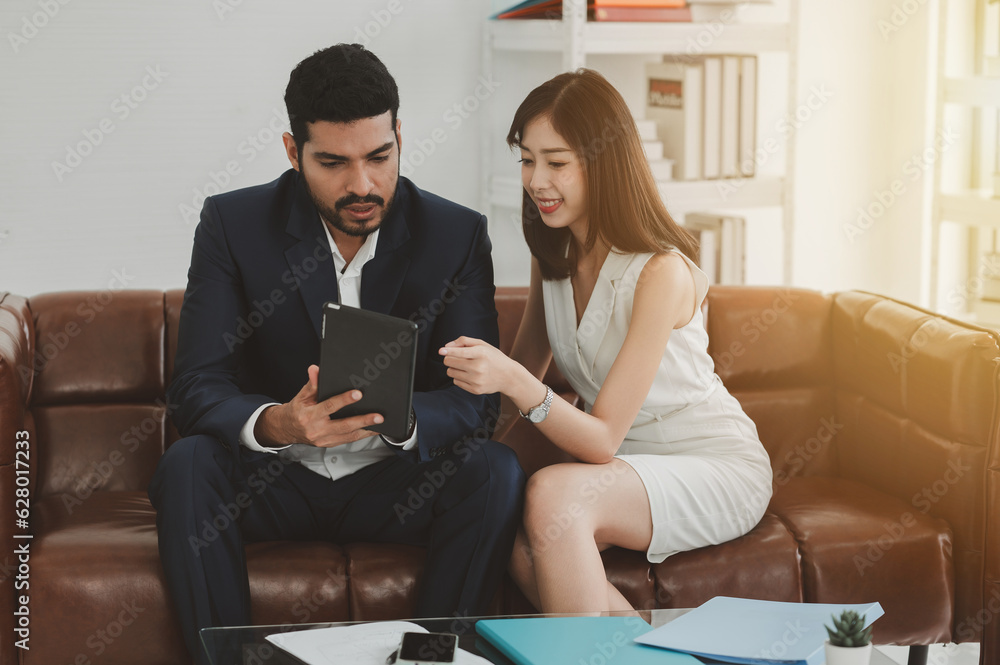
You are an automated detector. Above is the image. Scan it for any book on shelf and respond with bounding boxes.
[720,55,741,178]
[979,252,1000,301]
[636,118,675,180]
[647,54,756,181]
[684,211,746,285]
[739,55,757,177]
[645,58,703,181]
[702,56,723,180]
[595,0,687,6]
[643,139,664,160]
[493,0,693,21]
[592,6,693,21]
[492,0,560,20]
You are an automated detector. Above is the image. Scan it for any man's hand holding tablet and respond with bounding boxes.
[253,364,384,448]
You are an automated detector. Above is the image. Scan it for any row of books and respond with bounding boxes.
[495,0,694,22]
[646,54,757,180]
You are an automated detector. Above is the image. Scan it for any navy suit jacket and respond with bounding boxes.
[168,169,501,463]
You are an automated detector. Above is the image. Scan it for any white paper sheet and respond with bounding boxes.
[265,621,491,665]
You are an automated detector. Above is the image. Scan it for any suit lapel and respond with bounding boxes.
[284,173,339,339]
[361,182,411,315]
[284,172,414,337]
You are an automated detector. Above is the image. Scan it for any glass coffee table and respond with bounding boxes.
[201,610,914,665]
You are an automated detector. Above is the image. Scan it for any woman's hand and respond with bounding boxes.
[440,336,525,396]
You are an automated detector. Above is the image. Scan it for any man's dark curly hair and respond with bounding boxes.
[284,44,400,154]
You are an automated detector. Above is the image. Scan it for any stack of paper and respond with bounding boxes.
[634,596,884,665]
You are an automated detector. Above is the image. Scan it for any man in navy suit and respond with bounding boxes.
[148,44,525,663]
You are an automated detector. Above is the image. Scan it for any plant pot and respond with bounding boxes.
[824,641,872,665]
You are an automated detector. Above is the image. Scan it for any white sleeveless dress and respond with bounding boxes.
[542,248,773,563]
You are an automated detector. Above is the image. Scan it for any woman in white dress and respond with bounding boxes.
[439,69,772,614]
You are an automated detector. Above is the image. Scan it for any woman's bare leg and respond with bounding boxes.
[519,460,654,613]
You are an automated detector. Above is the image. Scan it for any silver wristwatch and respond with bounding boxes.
[518,385,554,424]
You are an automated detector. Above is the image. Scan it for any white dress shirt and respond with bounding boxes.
[237,219,418,481]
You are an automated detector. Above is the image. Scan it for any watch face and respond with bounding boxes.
[529,409,545,423]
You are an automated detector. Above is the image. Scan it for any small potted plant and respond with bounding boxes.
[824,610,874,665]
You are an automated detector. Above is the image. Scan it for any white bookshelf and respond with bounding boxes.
[488,174,785,210]
[480,0,800,285]
[939,190,1000,228]
[488,19,792,55]
[927,0,1000,327]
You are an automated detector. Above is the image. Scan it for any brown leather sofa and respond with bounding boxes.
[0,285,997,665]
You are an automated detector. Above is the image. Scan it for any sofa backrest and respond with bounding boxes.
[18,286,846,501]
[24,291,174,506]
[830,291,1000,636]
[705,286,839,485]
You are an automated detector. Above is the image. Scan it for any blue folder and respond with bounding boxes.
[475,616,702,665]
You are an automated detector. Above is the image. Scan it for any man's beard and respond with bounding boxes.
[304,179,396,239]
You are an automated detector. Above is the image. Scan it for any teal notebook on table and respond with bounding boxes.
[475,616,702,665]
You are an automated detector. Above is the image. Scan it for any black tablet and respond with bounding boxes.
[317,302,419,441]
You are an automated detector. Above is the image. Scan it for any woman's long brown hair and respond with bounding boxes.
[507,68,698,280]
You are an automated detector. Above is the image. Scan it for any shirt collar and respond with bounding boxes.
[321,217,380,277]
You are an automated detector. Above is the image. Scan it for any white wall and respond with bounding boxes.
[0,0,937,303]
[791,0,937,306]
[0,0,492,296]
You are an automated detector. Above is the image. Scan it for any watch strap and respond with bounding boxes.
[518,384,553,420]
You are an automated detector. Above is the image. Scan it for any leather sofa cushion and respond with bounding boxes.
[770,477,954,645]
[653,513,803,608]
[29,291,166,406]
[33,403,164,498]
[706,287,833,392]
[28,492,352,665]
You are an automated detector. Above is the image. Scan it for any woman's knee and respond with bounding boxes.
[523,464,592,543]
